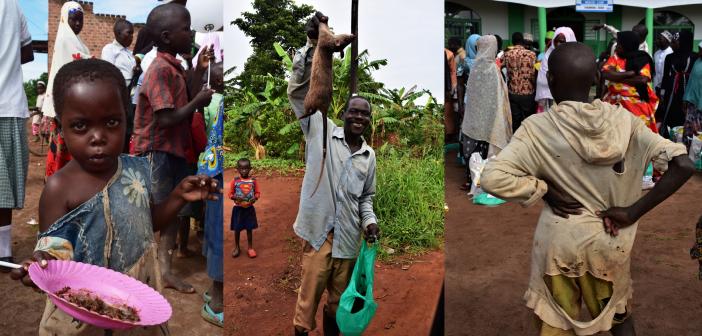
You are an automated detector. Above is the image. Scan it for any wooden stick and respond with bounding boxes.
[350,0,359,94]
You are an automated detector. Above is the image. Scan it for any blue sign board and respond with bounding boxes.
[576,0,614,13]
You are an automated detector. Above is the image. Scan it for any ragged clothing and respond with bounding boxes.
[35,155,167,335]
[287,39,378,259]
[481,100,687,335]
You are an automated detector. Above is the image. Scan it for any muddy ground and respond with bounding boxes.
[444,150,702,336]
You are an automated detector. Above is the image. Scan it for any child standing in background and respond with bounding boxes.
[229,158,260,258]
[31,81,46,142]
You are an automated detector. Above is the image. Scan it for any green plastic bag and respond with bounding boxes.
[336,241,378,336]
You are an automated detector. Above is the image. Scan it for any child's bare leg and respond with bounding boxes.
[177,216,195,258]
[160,221,195,293]
[610,315,635,336]
[232,230,241,257]
[209,280,223,313]
[247,229,253,250]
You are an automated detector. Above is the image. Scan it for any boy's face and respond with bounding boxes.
[166,12,192,55]
[237,162,251,178]
[59,80,126,174]
[68,11,83,35]
[36,85,45,94]
[116,25,134,48]
[342,98,371,137]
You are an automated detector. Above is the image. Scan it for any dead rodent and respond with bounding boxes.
[302,22,355,119]
[301,21,355,197]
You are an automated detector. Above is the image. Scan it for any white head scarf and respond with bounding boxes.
[42,1,91,118]
[461,35,512,151]
[535,27,577,102]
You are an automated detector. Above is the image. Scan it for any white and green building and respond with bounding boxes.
[445,0,702,55]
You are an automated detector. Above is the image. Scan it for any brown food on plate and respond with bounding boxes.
[55,287,140,322]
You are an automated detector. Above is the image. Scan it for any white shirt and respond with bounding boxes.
[653,47,673,90]
[101,40,136,87]
[0,0,31,118]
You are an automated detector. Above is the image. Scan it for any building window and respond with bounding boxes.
[445,2,481,44]
[637,10,694,36]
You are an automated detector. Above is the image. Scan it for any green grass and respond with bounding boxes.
[374,147,445,259]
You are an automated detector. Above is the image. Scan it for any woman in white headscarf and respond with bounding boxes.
[461,35,513,158]
[43,1,91,178]
[535,27,577,113]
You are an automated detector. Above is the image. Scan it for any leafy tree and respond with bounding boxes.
[23,72,48,109]
[233,0,314,92]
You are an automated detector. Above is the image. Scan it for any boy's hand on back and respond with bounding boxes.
[543,180,584,218]
[9,250,56,291]
[597,207,636,237]
[177,175,221,202]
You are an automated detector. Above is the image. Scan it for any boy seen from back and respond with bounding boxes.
[131,3,214,294]
[481,42,694,336]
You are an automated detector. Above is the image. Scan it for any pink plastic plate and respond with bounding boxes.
[29,260,172,330]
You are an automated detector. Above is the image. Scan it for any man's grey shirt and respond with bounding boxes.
[287,40,378,259]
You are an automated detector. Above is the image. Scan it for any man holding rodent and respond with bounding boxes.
[287,11,380,336]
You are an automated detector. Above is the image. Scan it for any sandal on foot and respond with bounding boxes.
[201,303,223,328]
[247,248,257,258]
[202,291,211,303]
[231,248,240,258]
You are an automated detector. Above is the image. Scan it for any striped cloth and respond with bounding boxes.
[0,117,28,208]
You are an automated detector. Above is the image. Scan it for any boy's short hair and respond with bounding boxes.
[146,3,189,45]
[447,37,461,47]
[237,158,251,166]
[113,18,133,35]
[52,59,129,119]
[512,32,524,46]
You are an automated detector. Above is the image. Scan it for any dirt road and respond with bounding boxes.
[223,169,444,335]
[444,150,702,336]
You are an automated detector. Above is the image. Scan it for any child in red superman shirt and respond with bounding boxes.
[229,158,260,258]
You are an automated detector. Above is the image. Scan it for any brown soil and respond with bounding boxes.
[223,168,444,335]
[444,150,702,336]
[0,137,221,335]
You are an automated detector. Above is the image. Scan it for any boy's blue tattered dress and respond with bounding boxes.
[35,155,167,335]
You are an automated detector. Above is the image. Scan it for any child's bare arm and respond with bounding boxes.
[599,155,694,236]
[38,175,70,233]
[152,175,220,231]
[9,177,64,288]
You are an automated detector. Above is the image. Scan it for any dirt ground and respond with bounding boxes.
[444,150,702,336]
[0,137,220,335]
[223,168,444,335]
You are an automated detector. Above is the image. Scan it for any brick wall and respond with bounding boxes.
[48,0,144,72]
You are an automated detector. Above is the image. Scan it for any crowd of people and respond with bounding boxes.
[3,0,225,332]
[446,23,699,336]
[446,24,702,192]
